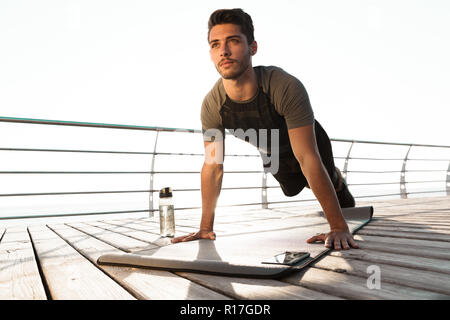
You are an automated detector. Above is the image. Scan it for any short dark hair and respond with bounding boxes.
[208,8,255,44]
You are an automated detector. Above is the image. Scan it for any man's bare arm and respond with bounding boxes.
[171,140,224,243]
[288,124,358,250]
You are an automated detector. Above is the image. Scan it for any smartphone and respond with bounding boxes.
[261,251,310,266]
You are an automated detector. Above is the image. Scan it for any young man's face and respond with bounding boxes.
[208,23,256,80]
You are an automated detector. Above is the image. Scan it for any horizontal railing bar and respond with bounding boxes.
[403,158,450,162]
[0,147,155,155]
[405,190,447,195]
[0,186,281,197]
[330,138,450,148]
[0,169,445,175]
[350,190,445,199]
[3,148,447,161]
[266,198,317,205]
[335,156,450,162]
[0,170,264,174]
[2,116,450,149]
[265,190,446,204]
[338,170,402,174]
[0,147,259,158]
[0,203,280,221]
[348,180,445,186]
[0,116,202,133]
[335,156,404,161]
[3,179,444,198]
[0,171,157,174]
[404,170,449,172]
[0,209,152,220]
[259,190,444,204]
[2,169,447,175]
[347,170,448,173]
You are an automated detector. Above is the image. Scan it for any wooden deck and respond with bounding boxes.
[1,196,449,300]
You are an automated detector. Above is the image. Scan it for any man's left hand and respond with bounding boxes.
[306,229,359,250]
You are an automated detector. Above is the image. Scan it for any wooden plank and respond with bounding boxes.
[102,219,167,234]
[122,217,206,234]
[282,266,449,299]
[84,220,171,247]
[356,229,450,242]
[369,220,450,230]
[353,236,450,260]
[66,222,152,252]
[375,219,450,227]
[353,234,450,249]
[28,225,135,300]
[329,248,450,275]
[363,225,450,235]
[374,211,448,218]
[119,218,161,230]
[374,205,450,211]
[141,217,201,229]
[377,208,450,213]
[374,217,450,223]
[48,224,230,300]
[373,209,450,215]
[0,227,47,300]
[373,210,450,215]
[373,211,450,216]
[310,255,450,296]
[175,271,342,300]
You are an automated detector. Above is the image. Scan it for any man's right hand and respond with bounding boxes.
[171,230,216,244]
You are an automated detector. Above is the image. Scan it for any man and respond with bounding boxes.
[172,8,358,250]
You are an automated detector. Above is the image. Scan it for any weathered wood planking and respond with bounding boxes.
[48,224,229,300]
[353,238,450,260]
[2,196,449,300]
[0,226,47,300]
[84,220,171,247]
[368,220,450,230]
[176,271,341,300]
[374,215,450,221]
[282,266,449,300]
[362,225,450,235]
[66,222,153,252]
[329,249,450,275]
[28,225,135,300]
[353,234,450,249]
[356,229,450,242]
[310,255,450,296]
[374,220,450,227]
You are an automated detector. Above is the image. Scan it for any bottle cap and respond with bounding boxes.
[159,187,173,198]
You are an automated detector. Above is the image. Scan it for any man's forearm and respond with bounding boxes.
[300,156,348,231]
[200,163,224,231]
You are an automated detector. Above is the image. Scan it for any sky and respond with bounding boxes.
[0,0,449,222]
[1,0,449,146]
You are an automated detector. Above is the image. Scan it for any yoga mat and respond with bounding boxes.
[97,206,373,279]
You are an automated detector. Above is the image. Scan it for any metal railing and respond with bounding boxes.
[1,116,449,220]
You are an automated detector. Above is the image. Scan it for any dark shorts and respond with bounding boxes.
[273,120,338,197]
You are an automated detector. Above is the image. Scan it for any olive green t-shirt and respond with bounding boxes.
[201,65,314,141]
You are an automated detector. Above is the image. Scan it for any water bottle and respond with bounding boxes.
[159,187,175,237]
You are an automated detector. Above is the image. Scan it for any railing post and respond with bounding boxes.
[342,141,354,181]
[400,145,412,199]
[446,161,450,196]
[149,130,160,217]
[262,172,268,209]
